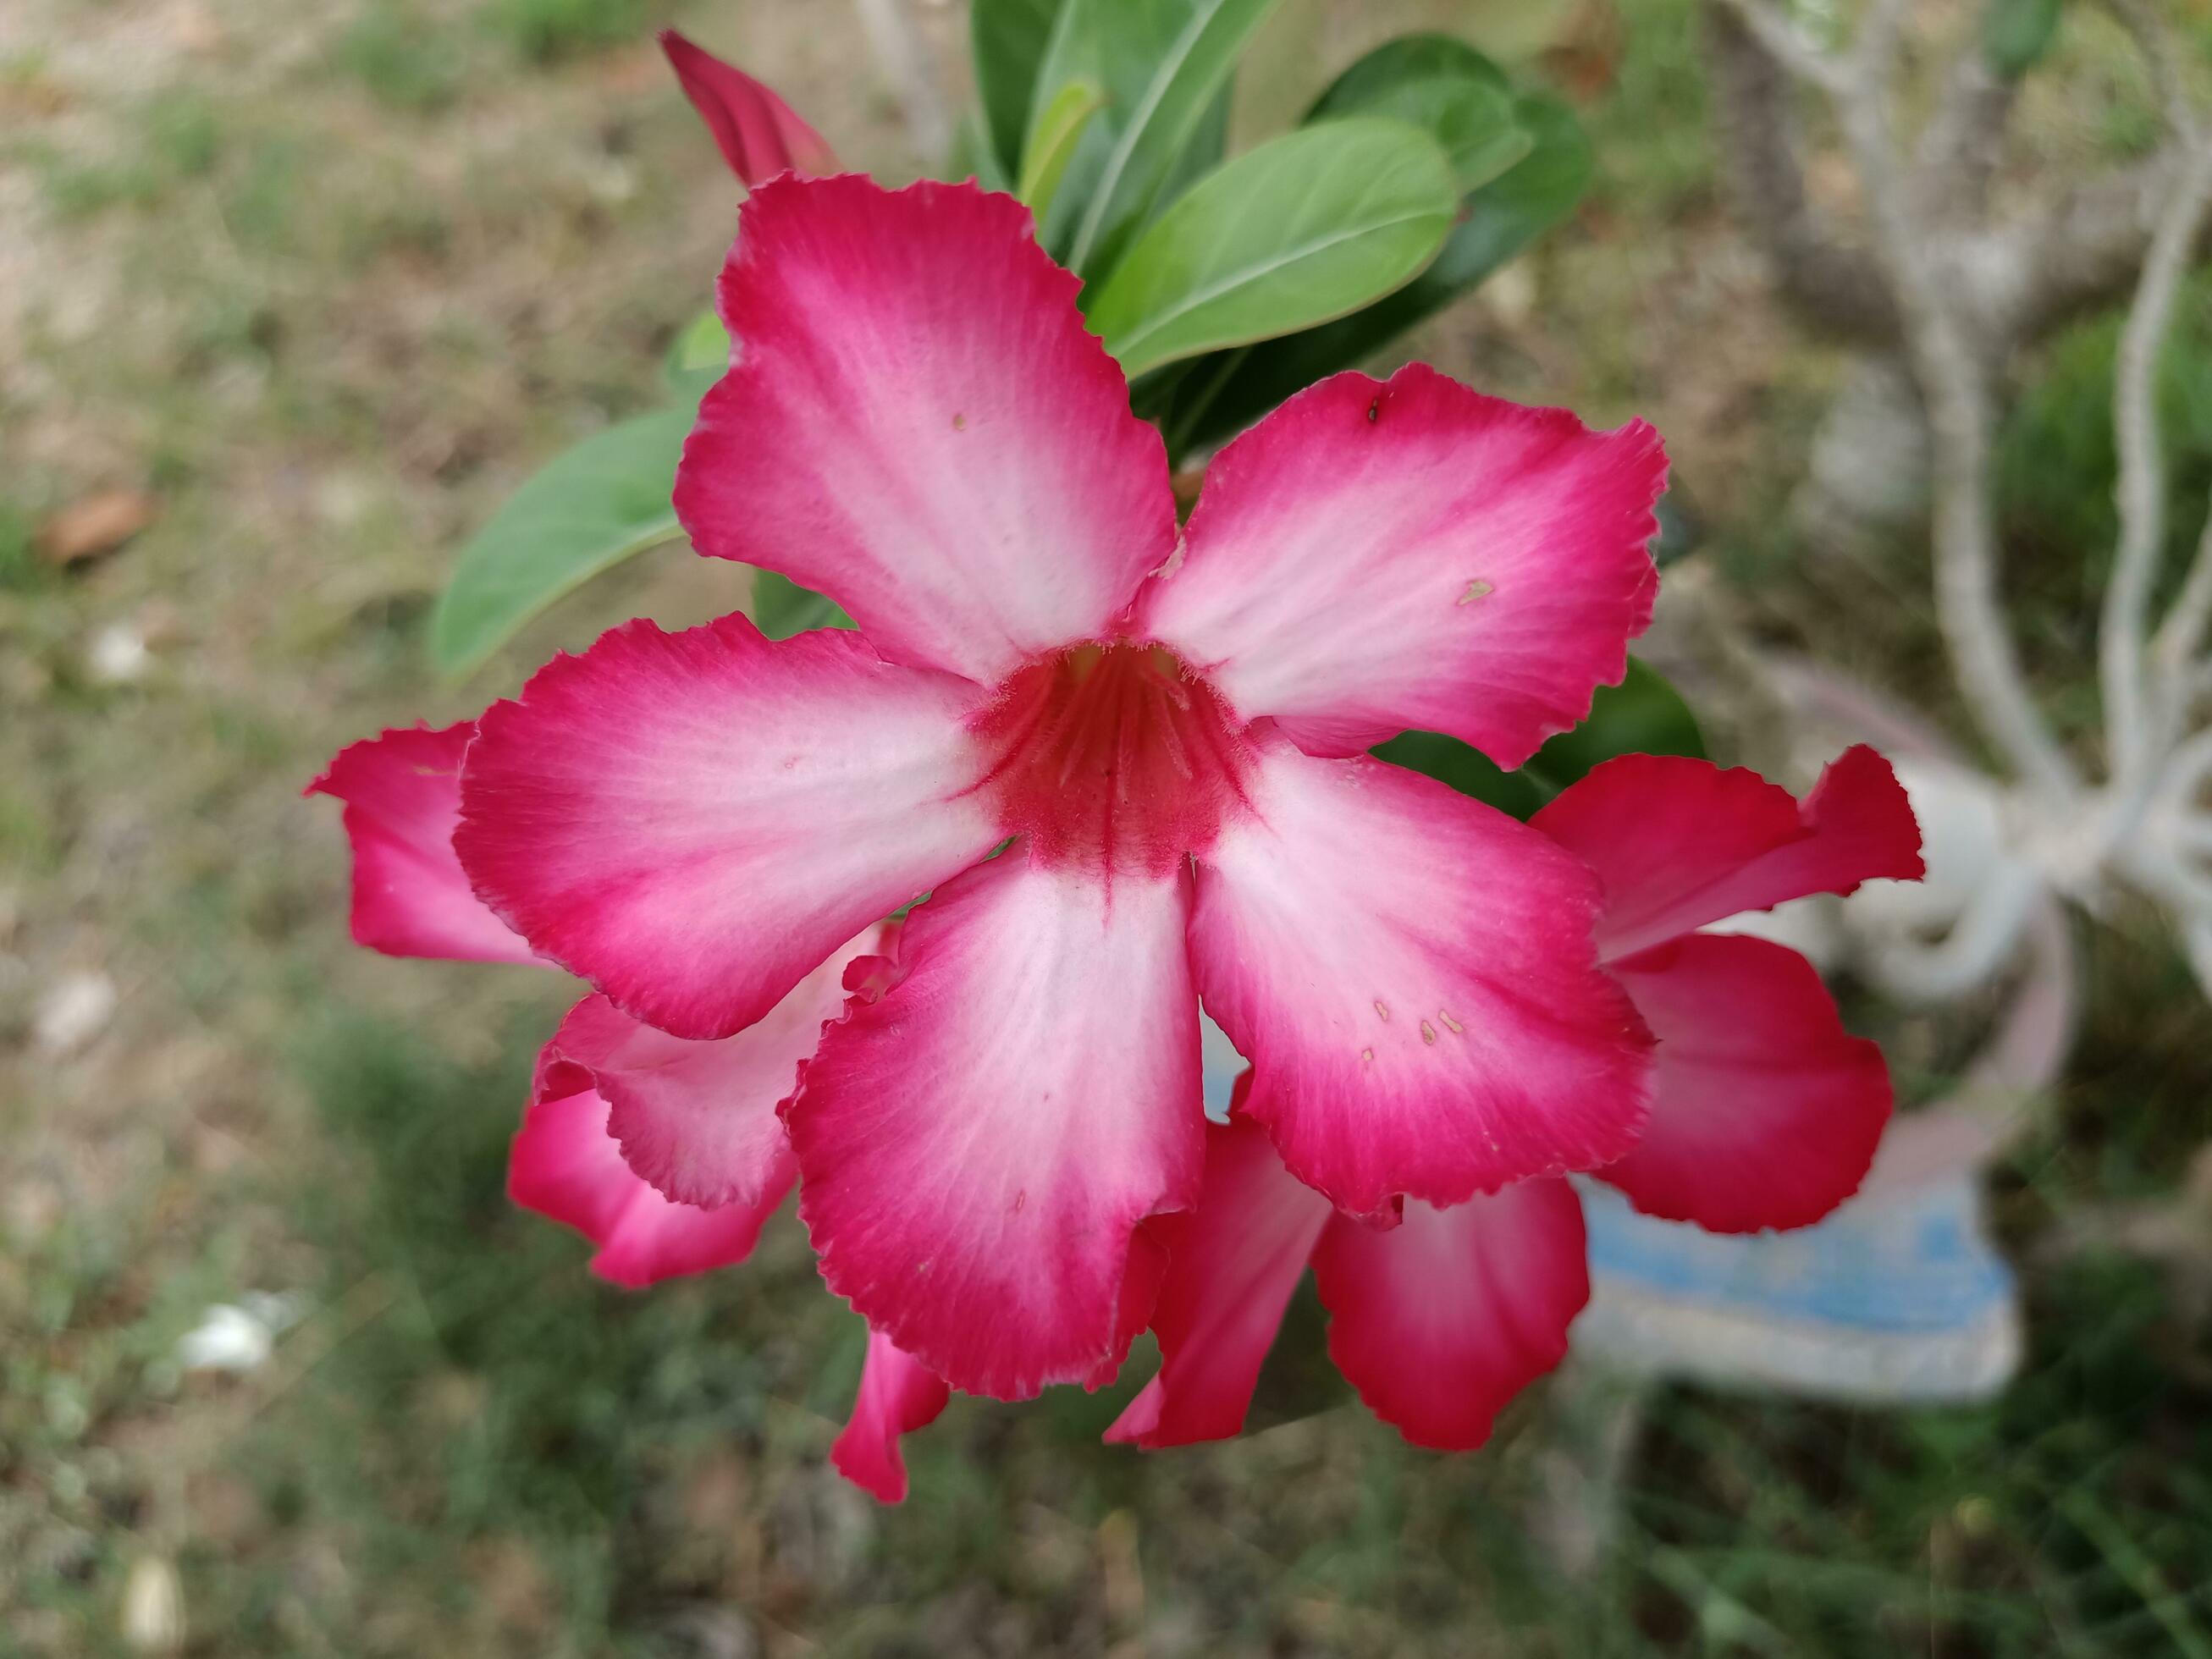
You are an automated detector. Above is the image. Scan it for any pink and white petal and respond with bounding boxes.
[1105,1111,1332,1448]
[1312,1177,1587,1451]
[677,174,1177,686]
[830,1329,952,1505]
[1139,366,1666,766]
[508,1080,789,1290]
[547,927,882,1210]
[1598,933,1891,1232]
[1189,743,1652,1215]
[456,615,1001,1041]
[306,723,538,965]
[787,854,1205,1401]
[1532,747,1925,962]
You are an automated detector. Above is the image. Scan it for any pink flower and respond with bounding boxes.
[659,29,837,186]
[307,721,946,1501]
[1109,748,1925,1452]
[450,174,1673,1403]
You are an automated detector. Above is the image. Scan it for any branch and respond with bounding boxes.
[851,0,950,162]
[1979,138,2209,344]
[2152,488,2212,709]
[2101,141,2212,783]
[1910,25,2019,224]
[1714,0,1851,91]
[1852,0,1915,81]
[1701,2,1901,343]
[1829,18,2080,796]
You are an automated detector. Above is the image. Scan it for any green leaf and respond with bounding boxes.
[1089,118,1459,381]
[949,108,1016,195]
[428,407,692,677]
[1018,77,1106,215]
[751,570,853,641]
[1373,660,1703,820]
[1529,659,1705,788]
[1983,0,2063,78]
[1308,33,1527,193]
[1037,0,1278,279]
[1064,0,1278,276]
[1371,728,1543,818]
[972,0,1068,178]
[663,307,728,402]
[1166,90,1591,452]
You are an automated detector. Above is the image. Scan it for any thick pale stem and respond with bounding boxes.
[851,0,950,162]
[1835,77,2079,796]
[2152,496,2212,708]
[1715,0,1850,91]
[2100,143,2212,785]
[1702,2,1900,342]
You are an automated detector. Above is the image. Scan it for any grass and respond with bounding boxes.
[4,0,2212,1651]
[486,0,658,64]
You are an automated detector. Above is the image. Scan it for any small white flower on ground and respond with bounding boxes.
[176,1292,307,1374]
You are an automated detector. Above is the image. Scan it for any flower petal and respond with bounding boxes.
[788,854,1205,1400]
[676,174,1177,685]
[1104,1111,1332,1448]
[830,1329,952,1504]
[1312,1177,1586,1451]
[659,28,837,185]
[306,723,538,965]
[1188,743,1652,1215]
[508,1076,789,1290]
[1139,366,1666,765]
[1598,933,1891,1232]
[1532,747,1925,962]
[537,932,870,1210]
[456,615,1000,1040]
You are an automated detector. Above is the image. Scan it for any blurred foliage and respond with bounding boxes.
[1996,272,2212,629]
[488,0,656,64]
[339,2,466,113]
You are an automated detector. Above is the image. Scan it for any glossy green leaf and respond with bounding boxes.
[1983,0,2063,78]
[1374,659,1703,819]
[950,108,1017,195]
[664,308,729,403]
[1035,0,1276,279]
[1018,77,1106,214]
[1310,31,1510,105]
[429,407,692,677]
[1089,118,1458,381]
[1371,728,1543,818]
[1309,34,1526,193]
[1166,91,1592,453]
[973,0,1068,177]
[751,570,853,640]
[1529,658,1706,788]
[1338,75,1528,194]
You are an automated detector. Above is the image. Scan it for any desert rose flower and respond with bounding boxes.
[1110,749,1924,1452]
[308,722,946,1501]
[450,174,1673,1403]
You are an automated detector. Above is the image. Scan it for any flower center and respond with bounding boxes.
[969,642,1254,875]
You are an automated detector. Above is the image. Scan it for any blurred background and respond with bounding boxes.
[5,0,2212,1653]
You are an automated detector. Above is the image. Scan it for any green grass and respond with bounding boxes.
[339,2,467,112]
[485,0,655,64]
